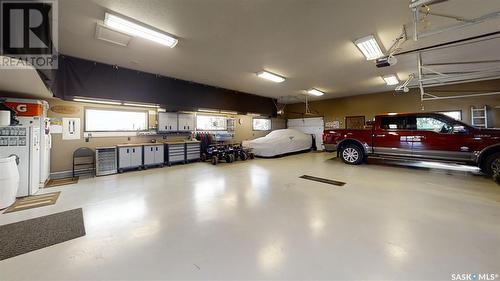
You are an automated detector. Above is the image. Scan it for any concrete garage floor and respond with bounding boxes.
[1,152,499,280]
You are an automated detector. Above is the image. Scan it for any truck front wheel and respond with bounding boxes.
[340,144,364,165]
[482,152,500,177]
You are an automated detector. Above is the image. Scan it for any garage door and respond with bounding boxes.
[287,117,324,150]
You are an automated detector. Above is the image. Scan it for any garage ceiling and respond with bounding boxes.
[55,0,500,101]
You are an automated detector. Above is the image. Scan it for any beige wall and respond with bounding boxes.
[47,99,285,173]
[285,79,500,129]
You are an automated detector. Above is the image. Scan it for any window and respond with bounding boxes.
[85,108,148,132]
[196,115,227,131]
[253,118,272,131]
[416,117,453,133]
[438,110,462,121]
[380,117,408,130]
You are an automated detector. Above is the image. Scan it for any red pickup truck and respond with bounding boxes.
[323,113,500,176]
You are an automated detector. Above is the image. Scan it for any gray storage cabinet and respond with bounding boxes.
[118,146,143,172]
[144,144,164,167]
[186,141,201,161]
[178,113,195,132]
[165,142,185,166]
[158,112,178,132]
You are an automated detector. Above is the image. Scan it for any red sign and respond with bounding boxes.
[3,102,44,117]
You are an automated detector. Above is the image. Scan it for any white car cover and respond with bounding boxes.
[242,129,312,157]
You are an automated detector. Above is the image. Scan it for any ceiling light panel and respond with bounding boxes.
[382,74,399,85]
[307,89,325,96]
[257,71,286,83]
[354,35,384,60]
[104,13,178,48]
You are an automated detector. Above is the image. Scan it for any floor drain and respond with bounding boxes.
[299,175,346,186]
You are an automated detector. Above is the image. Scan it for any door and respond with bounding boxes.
[411,115,473,161]
[129,146,142,167]
[118,147,131,168]
[144,146,156,165]
[29,127,41,195]
[373,116,414,157]
[154,145,164,163]
[287,117,324,150]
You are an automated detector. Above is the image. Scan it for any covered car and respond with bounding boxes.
[242,129,313,157]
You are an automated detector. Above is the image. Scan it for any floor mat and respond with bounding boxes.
[3,192,60,214]
[0,208,85,260]
[45,177,79,188]
[299,175,346,186]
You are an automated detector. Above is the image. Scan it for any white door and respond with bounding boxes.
[287,117,324,150]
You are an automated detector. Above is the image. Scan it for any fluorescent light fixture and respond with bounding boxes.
[198,108,220,113]
[247,113,261,117]
[221,110,238,115]
[257,71,286,83]
[382,74,399,85]
[104,13,178,48]
[307,88,325,96]
[354,35,384,60]
[123,102,159,108]
[73,98,122,105]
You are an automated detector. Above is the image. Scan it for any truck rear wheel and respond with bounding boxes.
[340,144,364,165]
[482,152,500,177]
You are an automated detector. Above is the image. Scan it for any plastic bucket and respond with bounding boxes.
[0,156,20,209]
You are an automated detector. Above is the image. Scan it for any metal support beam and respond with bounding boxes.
[422,91,500,101]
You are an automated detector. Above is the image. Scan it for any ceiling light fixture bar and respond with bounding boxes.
[104,13,178,48]
[73,98,122,105]
[306,89,325,96]
[198,108,220,113]
[257,71,286,83]
[123,102,160,108]
[382,74,400,85]
[354,35,384,60]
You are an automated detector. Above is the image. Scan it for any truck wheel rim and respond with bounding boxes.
[343,148,359,163]
[492,159,500,174]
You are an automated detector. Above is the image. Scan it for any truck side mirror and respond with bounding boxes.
[452,125,467,134]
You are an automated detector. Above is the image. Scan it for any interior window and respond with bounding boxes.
[380,117,407,130]
[196,115,227,131]
[438,111,462,121]
[253,118,272,131]
[416,117,452,133]
[85,108,148,132]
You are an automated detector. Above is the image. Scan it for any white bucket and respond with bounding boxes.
[0,156,20,209]
[0,110,10,126]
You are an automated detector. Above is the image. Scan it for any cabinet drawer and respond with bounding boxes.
[169,154,185,162]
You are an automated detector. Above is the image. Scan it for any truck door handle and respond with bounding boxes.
[127,149,129,153]
[375,134,385,137]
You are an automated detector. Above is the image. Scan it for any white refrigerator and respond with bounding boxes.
[0,125,40,196]
[4,98,51,188]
